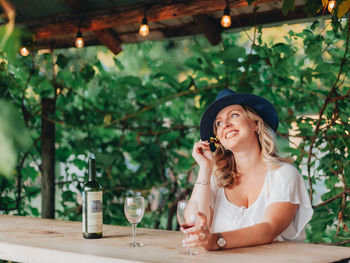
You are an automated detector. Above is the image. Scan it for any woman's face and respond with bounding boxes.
[214,105,258,151]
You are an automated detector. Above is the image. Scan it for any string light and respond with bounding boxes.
[139,8,149,37]
[221,0,231,28]
[328,0,336,13]
[75,29,84,48]
[20,46,30,56]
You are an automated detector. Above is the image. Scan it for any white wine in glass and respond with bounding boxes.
[124,196,145,247]
[177,200,198,255]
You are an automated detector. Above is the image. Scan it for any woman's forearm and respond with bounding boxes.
[189,167,212,224]
[219,222,275,249]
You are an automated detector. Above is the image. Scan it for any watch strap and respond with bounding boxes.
[216,232,226,249]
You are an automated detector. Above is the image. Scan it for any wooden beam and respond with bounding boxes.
[32,4,325,50]
[22,0,278,39]
[35,38,101,50]
[192,14,222,45]
[61,0,123,55]
[93,29,122,55]
[159,5,317,43]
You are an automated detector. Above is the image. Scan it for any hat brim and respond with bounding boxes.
[199,93,278,151]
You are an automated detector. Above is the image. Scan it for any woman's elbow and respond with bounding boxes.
[261,234,275,245]
[259,223,277,244]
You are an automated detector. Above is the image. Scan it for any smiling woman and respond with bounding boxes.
[185,89,313,251]
[213,104,288,189]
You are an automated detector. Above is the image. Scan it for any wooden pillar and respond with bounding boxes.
[41,98,55,219]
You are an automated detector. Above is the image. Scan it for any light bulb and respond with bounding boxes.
[75,30,84,48]
[75,37,84,48]
[221,7,231,28]
[221,15,231,27]
[139,17,149,37]
[20,46,30,56]
[328,0,335,13]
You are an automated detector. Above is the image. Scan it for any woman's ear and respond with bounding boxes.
[254,121,259,132]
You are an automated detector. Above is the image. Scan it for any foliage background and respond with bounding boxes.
[0,8,349,246]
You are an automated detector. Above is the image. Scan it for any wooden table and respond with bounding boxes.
[0,215,349,263]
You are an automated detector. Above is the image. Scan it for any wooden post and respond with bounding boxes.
[41,98,55,219]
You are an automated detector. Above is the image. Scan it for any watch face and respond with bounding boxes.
[217,237,226,248]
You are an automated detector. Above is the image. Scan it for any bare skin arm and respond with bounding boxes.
[183,202,298,250]
[188,140,214,226]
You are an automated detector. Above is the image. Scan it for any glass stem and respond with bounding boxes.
[185,234,191,255]
[132,223,137,246]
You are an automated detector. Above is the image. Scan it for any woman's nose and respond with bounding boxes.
[223,120,232,128]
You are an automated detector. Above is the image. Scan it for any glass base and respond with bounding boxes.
[187,250,198,256]
[129,242,144,247]
[183,248,198,255]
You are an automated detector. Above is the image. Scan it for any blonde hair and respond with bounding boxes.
[213,106,292,188]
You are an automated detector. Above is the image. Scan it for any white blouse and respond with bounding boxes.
[209,163,313,241]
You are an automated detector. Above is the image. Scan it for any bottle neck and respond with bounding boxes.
[88,158,96,181]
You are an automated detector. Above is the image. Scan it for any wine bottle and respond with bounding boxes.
[82,153,103,239]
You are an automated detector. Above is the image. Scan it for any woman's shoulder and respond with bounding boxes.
[270,162,301,182]
[274,162,299,173]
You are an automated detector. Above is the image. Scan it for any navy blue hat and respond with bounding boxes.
[200,89,278,151]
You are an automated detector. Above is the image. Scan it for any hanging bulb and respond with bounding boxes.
[328,0,335,13]
[221,7,231,28]
[75,30,84,48]
[20,46,30,56]
[139,17,149,37]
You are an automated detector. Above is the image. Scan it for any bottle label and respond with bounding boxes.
[83,191,103,233]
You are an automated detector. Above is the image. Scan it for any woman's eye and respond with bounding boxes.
[231,113,239,118]
[216,121,222,127]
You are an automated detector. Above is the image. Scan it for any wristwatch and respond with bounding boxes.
[216,233,226,249]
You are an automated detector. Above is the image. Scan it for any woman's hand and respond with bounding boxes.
[182,212,217,251]
[192,140,214,170]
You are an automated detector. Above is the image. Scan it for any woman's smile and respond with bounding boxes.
[225,130,239,139]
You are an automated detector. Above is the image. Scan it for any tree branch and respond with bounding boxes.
[306,15,350,203]
[15,137,41,214]
[109,83,220,126]
[43,82,221,130]
[314,187,350,208]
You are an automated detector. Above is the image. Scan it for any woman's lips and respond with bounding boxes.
[225,130,239,139]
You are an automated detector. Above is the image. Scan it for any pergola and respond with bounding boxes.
[0,0,337,222]
[2,0,328,54]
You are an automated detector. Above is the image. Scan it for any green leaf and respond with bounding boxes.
[282,0,295,15]
[0,27,23,64]
[62,190,76,202]
[184,57,202,71]
[221,46,246,63]
[113,58,125,71]
[311,20,320,31]
[0,100,31,177]
[21,166,38,182]
[29,206,40,217]
[72,158,87,170]
[56,54,69,69]
[116,76,142,87]
[80,64,95,82]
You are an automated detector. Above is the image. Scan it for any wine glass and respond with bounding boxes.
[124,196,145,247]
[177,200,198,255]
